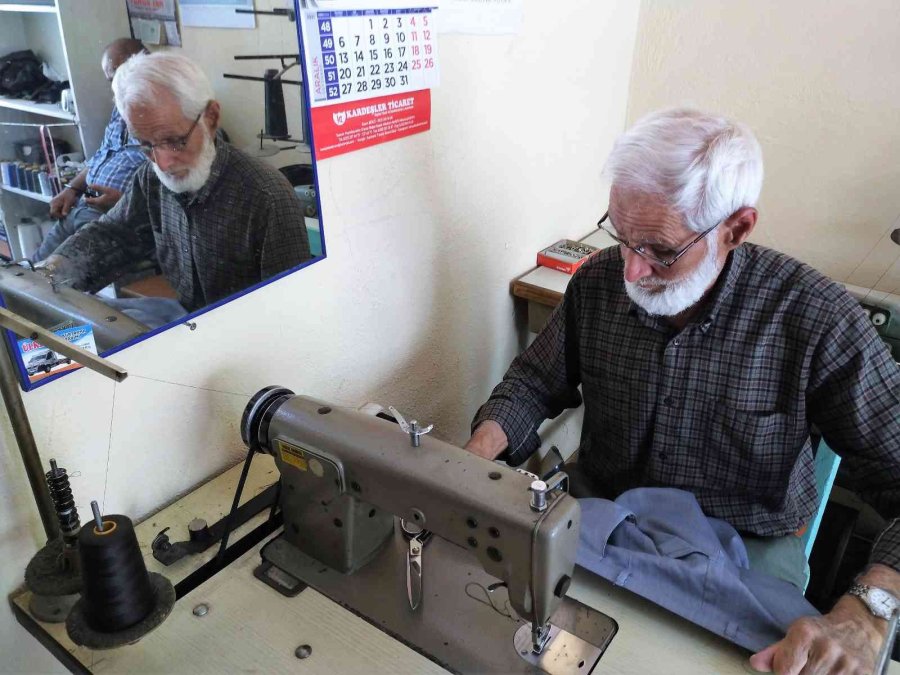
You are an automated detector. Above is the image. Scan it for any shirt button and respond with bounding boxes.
[658,452,668,461]
[664,396,675,407]
[672,338,681,347]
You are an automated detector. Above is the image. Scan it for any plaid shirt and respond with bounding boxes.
[473,244,900,571]
[84,106,146,193]
[56,136,311,311]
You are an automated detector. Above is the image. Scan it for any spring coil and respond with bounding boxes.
[46,459,80,538]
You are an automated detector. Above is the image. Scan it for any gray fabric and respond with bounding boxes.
[472,244,900,571]
[54,136,312,312]
[743,533,810,591]
[97,297,187,330]
[32,204,103,262]
[576,487,820,653]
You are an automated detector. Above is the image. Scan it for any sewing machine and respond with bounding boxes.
[241,386,617,673]
[0,263,148,351]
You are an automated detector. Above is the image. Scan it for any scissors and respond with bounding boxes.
[400,519,433,611]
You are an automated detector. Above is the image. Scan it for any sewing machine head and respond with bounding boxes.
[242,386,581,654]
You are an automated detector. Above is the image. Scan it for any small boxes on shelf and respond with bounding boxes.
[536,239,599,274]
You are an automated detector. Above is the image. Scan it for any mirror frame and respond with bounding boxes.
[2,8,327,391]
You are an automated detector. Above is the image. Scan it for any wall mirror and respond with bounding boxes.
[0,0,324,390]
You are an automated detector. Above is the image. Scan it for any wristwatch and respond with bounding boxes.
[847,583,899,620]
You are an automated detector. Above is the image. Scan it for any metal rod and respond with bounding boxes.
[0,307,128,382]
[235,8,295,20]
[234,54,298,60]
[90,500,103,532]
[875,609,898,675]
[0,334,58,540]
[0,305,127,542]
[222,74,302,85]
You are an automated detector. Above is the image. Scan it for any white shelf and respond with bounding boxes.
[0,183,53,204]
[0,3,57,13]
[0,95,75,121]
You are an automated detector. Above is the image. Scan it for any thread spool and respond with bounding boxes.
[38,171,52,197]
[17,219,42,259]
[77,513,156,632]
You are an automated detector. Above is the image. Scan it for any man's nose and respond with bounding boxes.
[622,248,655,283]
[151,148,179,173]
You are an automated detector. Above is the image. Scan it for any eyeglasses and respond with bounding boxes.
[136,105,207,158]
[597,212,720,268]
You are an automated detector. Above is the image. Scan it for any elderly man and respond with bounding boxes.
[466,109,899,673]
[33,38,147,261]
[38,51,310,313]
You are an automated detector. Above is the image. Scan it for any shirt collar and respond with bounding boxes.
[626,244,749,332]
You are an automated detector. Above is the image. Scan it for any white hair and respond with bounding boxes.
[604,108,764,233]
[112,51,214,124]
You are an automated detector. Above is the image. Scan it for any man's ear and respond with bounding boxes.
[721,207,757,251]
[205,100,221,134]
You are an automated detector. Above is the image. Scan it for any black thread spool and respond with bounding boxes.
[78,514,155,632]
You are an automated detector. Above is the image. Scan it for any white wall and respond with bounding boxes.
[627,0,900,293]
[0,1,640,671]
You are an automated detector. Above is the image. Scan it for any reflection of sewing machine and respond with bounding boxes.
[0,264,148,352]
[242,387,617,673]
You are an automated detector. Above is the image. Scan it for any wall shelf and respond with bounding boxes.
[0,4,57,13]
[0,184,53,204]
[0,96,75,121]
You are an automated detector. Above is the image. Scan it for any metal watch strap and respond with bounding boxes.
[848,583,899,620]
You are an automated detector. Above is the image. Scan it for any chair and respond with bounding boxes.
[801,440,842,565]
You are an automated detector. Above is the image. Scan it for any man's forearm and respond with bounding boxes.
[856,563,900,599]
[464,420,508,460]
[67,168,88,191]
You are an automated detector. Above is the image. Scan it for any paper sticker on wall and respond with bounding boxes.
[299,6,439,158]
[17,324,96,383]
[310,89,431,159]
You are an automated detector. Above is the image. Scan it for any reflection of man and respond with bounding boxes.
[40,52,311,312]
[466,109,899,673]
[33,38,148,261]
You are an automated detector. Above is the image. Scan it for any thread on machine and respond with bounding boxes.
[77,514,156,632]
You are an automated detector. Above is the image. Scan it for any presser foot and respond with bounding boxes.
[514,623,604,674]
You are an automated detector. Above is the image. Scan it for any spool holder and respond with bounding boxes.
[66,572,175,650]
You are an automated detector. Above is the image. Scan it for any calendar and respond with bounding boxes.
[298,7,440,159]
[300,7,440,107]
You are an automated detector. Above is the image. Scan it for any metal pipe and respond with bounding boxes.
[0,304,127,542]
[0,338,58,541]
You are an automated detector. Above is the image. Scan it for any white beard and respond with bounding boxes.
[153,129,216,194]
[624,235,722,317]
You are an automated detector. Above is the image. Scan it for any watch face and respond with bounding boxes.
[868,588,896,616]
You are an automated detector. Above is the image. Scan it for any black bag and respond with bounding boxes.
[0,50,49,98]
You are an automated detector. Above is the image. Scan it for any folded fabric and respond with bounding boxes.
[98,297,188,330]
[576,487,819,652]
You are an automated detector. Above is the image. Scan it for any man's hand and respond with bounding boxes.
[750,564,899,674]
[464,421,508,460]
[83,184,122,212]
[34,253,65,274]
[49,188,79,219]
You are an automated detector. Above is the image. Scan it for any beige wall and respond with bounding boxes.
[628,0,900,293]
[0,1,640,671]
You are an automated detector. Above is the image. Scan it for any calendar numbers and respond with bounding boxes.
[304,7,439,107]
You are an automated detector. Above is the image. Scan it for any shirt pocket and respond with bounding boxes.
[703,400,797,502]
